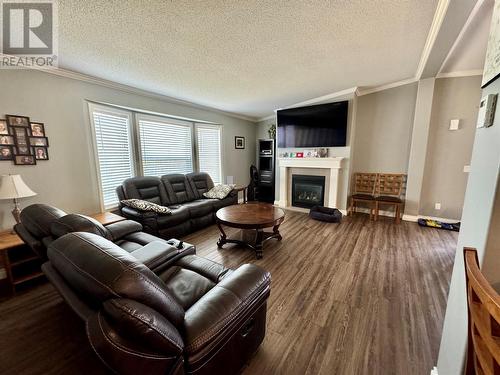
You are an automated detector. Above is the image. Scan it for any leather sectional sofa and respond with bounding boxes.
[116,172,238,239]
[15,204,272,374]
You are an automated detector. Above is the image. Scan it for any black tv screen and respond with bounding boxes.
[277,101,348,148]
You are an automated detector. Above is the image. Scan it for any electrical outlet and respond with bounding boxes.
[435,203,441,210]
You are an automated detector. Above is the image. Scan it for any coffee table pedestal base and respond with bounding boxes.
[217,224,282,259]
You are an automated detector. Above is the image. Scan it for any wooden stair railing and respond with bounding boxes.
[464,247,500,375]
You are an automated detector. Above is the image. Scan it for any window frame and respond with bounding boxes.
[88,103,224,211]
[195,123,224,184]
[88,102,137,211]
[135,113,196,177]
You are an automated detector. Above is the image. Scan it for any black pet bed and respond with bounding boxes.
[309,206,342,223]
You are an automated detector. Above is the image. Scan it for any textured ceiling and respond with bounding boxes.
[58,0,439,119]
[440,0,494,74]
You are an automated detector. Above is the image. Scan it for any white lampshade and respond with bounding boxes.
[0,174,37,200]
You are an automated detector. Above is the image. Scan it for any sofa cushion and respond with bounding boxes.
[121,199,171,215]
[187,172,214,199]
[210,194,237,211]
[161,174,195,204]
[157,206,190,227]
[203,184,235,200]
[182,199,214,218]
[160,267,216,310]
[123,176,171,206]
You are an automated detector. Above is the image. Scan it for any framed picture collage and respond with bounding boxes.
[0,115,49,165]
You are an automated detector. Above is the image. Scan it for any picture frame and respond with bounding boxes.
[33,146,49,160]
[0,135,15,146]
[29,136,49,147]
[16,145,31,155]
[0,120,8,135]
[14,155,36,165]
[0,146,13,160]
[30,122,45,137]
[6,115,30,128]
[13,127,29,146]
[235,136,245,149]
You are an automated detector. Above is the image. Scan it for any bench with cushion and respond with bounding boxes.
[116,172,237,239]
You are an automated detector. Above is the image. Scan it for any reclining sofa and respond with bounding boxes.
[15,204,271,375]
[116,172,238,239]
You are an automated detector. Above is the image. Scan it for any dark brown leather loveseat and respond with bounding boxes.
[116,172,237,239]
[16,204,271,374]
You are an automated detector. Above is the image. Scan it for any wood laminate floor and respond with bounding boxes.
[0,211,457,375]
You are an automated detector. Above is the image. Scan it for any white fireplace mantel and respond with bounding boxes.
[276,157,345,209]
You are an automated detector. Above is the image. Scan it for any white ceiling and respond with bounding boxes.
[59,0,439,119]
[440,0,494,74]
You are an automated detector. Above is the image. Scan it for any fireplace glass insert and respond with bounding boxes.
[292,175,325,209]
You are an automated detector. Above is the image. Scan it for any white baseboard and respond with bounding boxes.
[430,366,438,375]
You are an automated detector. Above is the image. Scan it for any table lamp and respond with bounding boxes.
[0,174,37,224]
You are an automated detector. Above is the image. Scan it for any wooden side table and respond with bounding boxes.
[0,230,43,296]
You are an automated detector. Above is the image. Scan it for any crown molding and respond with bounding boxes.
[436,69,483,78]
[274,87,358,113]
[357,77,418,96]
[0,54,258,123]
[256,114,276,123]
[415,0,451,80]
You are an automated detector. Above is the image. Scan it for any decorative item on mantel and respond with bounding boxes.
[0,114,50,165]
[279,148,329,158]
[268,124,276,139]
[0,174,37,227]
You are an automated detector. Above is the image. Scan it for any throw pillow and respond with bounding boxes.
[203,184,235,200]
[121,199,171,215]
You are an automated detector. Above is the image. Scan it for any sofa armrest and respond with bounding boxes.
[105,220,143,241]
[121,206,158,219]
[87,299,184,375]
[130,241,178,271]
[184,264,271,353]
[14,223,46,259]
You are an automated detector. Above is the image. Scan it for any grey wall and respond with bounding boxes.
[0,70,256,230]
[353,82,418,173]
[404,78,436,216]
[437,77,500,375]
[419,76,482,220]
[256,117,275,140]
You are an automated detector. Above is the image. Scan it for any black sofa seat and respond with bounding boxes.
[116,172,238,239]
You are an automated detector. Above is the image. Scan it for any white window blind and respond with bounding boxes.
[196,125,222,184]
[91,108,134,209]
[138,117,194,177]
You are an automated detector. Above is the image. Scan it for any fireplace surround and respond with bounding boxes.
[292,175,325,208]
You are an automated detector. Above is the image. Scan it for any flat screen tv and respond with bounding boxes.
[277,101,348,148]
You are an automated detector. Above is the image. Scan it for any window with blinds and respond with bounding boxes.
[90,106,134,209]
[196,125,222,184]
[138,116,194,177]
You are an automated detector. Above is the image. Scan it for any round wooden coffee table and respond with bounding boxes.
[216,203,285,259]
